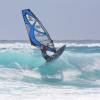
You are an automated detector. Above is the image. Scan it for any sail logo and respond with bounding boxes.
[26,15,35,25]
[28,16,33,21]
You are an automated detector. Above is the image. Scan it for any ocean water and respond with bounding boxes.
[0,40,100,100]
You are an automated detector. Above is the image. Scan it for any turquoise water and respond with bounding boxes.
[0,41,100,100]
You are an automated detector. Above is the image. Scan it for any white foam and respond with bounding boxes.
[22,69,41,79]
[0,43,32,49]
[83,58,100,71]
[0,68,23,80]
[0,80,99,100]
[0,93,100,100]
[63,69,81,81]
[65,42,100,47]
[0,66,99,100]
[1,42,100,50]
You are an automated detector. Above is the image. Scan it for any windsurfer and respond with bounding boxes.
[40,45,51,61]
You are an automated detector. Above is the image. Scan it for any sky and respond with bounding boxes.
[0,0,100,40]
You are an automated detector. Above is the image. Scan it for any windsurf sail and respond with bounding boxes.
[22,9,56,52]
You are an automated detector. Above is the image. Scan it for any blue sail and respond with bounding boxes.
[22,9,56,52]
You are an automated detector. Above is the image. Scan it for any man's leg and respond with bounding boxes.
[44,54,51,61]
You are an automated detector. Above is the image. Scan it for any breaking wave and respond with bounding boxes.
[0,42,100,87]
